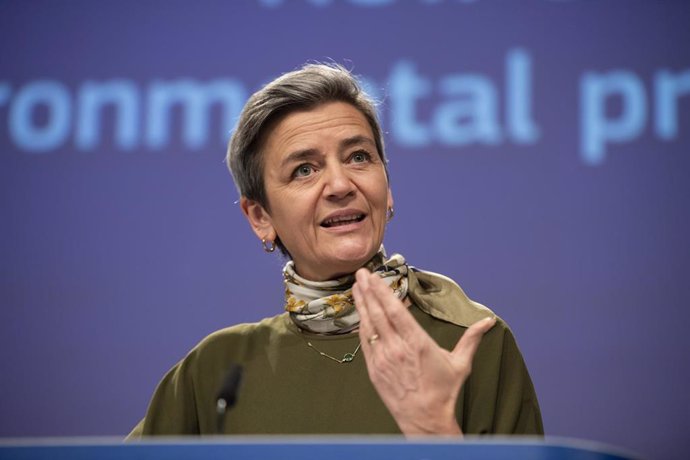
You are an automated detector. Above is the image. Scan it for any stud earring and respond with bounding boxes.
[386,207,395,222]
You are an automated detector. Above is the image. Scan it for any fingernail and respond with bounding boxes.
[355,270,364,283]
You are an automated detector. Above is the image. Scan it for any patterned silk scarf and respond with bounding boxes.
[284,248,409,334]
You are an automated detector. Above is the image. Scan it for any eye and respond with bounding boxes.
[293,164,314,178]
[350,150,372,163]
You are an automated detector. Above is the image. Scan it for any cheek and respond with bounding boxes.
[276,199,316,237]
[373,187,390,211]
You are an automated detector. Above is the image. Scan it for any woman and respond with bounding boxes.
[128,63,543,437]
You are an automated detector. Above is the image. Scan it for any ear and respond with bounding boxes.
[240,197,276,242]
[386,187,394,211]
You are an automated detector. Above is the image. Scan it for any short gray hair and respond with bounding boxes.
[226,63,388,209]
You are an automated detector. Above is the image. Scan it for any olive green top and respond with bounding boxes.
[128,269,543,437]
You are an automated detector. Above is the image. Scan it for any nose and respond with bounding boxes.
[322,163,355,201]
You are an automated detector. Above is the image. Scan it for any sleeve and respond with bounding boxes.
[462,320,544,435]
[492,325,543,434]
[125,419,144,439]
[125,354,201,438]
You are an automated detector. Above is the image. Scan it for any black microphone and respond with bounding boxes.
[215,363,243,434]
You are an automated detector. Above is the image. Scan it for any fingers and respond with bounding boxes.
[353,269,420,400]
[352,270,391,362]
[357,268,424,340]
[451,316,496,369]
[354,269,495,437]
[354,269,396,343]
[352,278,376,357]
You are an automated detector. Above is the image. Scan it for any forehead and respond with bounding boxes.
[262,101,374,156]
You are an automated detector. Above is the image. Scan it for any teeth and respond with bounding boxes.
[323,214,363,226]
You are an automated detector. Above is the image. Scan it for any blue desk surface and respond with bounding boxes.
[0,437,641,460]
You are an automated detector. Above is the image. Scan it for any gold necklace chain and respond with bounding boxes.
[304,340,361,364]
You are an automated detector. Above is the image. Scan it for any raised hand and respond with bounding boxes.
[352,268,496,436]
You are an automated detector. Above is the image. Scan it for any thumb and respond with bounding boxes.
[451,316,497,366]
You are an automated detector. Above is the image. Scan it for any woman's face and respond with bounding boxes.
[242,101,392,281]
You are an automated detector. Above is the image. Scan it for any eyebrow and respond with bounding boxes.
[280,135,377,168]
[340,135,376,150]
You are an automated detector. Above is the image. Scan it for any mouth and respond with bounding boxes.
[320,213,366,228]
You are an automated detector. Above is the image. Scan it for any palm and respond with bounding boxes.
[352,269,496,436]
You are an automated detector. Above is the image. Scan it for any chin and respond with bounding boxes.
[329,243,379,272]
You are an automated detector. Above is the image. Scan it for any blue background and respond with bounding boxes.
[1,1,689,459]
